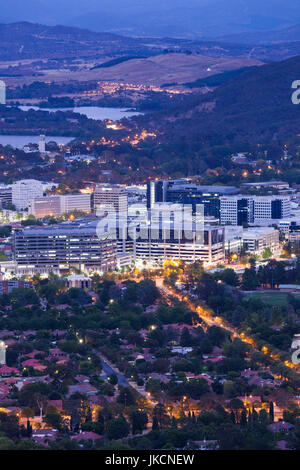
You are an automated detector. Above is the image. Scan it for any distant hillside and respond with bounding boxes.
[219,23,300,44]
[1,0,300,38]
[0,22,143,60]
[91,56,148,70]
[184,66,259,88]
[148,55,300,145]
[0,22,300,64]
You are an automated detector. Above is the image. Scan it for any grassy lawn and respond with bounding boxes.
[244,291,300,306]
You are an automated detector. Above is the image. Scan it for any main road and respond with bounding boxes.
[155,277,298,372]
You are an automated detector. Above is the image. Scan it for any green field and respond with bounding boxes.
[245,291,300,306]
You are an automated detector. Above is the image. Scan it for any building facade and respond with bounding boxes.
[28,194,91,218]
[0,186,12,207]
[14,221,117,273]
[93,184,128,216]
[147,179,238,217]
[129,223,225,265]
[220,195,290,226]
[12,180,44,211]
[0,280,32,294]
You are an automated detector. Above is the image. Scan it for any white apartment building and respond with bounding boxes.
[28,194,91,218]
[242,227,280,254]
[220,195,290,226]
[60,194,91,214]
[28,196,61,218]
[93,184,128,216]
[12,179,44,210]
[225,226,280,255]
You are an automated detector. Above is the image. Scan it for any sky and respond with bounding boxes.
[1,0,300,37]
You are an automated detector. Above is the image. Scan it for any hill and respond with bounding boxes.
[0,22,300,64]
[1,0,300,38]
[0,22,142,61]
[219,23,300,44]
[143,55,300,147]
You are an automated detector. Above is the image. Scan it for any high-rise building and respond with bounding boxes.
[0,185,12,207]
[220,195,291,226]
[129,222,225,265]
[0,81,6,105]
[28,196,61,218]
[12,179,44,210]
[60,194,91,215]
[0,341,6,365]
[147,179,239,217]
[14,220,117,273]
[93,184,128,216]
[28,194,91,219]
[39,135,46,154]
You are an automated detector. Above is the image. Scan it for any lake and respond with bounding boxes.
[19,105,142,121]
[0,135,72,149]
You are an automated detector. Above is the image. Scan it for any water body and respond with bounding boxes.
[19,105,141,121]
[0,135,72,149]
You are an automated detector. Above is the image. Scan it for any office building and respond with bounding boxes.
[12,179,44,210]
[241,181,290,190]
[0,185,12,207]
[225,226,280,255]
[14,220,117,273]
[220,196,255,226]
[242,227,280,254]
[60,194,91,215]
[126,218,225,265]
[28,196,61,219]
[134,226,225,265]
[67,274,92,290]
[147,179,238,217]
[28,193,91,219]
[94,184,128,216]
[220,195,290,226]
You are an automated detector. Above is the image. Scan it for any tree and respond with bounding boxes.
[217,268,239,286]
[0,436,15,450]
[117,387,136,407]
[180,327,193,347]
[229,398,245,423]
[44,412,63,430]
[130,410,148,434]
[153,403,168,429]
[21,407,34,419]
[269,402,274,423]
[262,247,273,260]
[242,267,259,290]
[259,409,269,425]
[218,423,245,450]
[207,325,227,347]
[106,417,130,440]
[18,382,50,408]
[26,419,32,437]
[240,409,247,426]
[152,416,159,431]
